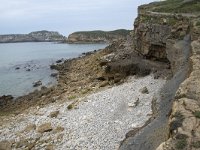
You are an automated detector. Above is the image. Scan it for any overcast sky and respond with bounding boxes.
[0,0,155,36]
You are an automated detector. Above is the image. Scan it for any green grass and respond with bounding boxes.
[68,95,76,100]
[151,0,200,13]
[71,29,131,39]
[193,111,200,118]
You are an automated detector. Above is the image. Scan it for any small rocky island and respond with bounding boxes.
[66,29,131,43]
[0,30,65,43]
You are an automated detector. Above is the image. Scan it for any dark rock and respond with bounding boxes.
[15,67,20,70]
[139,87,149,94]
[26,69,31,71]
[50,64,58,70]
[0,95,14,107]
[50,73,58,77]
[56,59,62,63]
[49,111,59,118]
[96,76,106,81]
[33,80,42,87]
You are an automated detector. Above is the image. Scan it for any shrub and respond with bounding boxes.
[68,95,76,100]
[170,112,184,132]
[175,139,187,149]
[193,111,200,118]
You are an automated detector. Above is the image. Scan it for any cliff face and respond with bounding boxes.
[0,30,65,43]
[66,29,131,44]
[119,1,200,149]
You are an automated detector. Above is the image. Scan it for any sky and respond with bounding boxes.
[0,0,155,36]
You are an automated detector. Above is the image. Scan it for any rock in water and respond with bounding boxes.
[33,80,42,87]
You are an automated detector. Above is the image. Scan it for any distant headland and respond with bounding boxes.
[0,29,131,44]
[0,30,65,43]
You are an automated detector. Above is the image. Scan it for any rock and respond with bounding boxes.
[50,64,58,70]
[0,95,13,107]
[23,123,36,132]
[50,73,58,77]
[56,59,62,63]
[26,69,31,71]
[128,103,135,107]
[15,67,20,70]
[49,111,59,118]
[16,139,28,148]
[99,81,109,87]
[46,144,54,150]
[128,98,140,107]
[0,140,11,150]
[33,80,42,87]
[139,87,149,94]
[37,123,53,133]
[53,126,65,133]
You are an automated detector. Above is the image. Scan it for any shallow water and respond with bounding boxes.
[0,42,107,97]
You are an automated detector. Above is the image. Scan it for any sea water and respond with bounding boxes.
[0,42,107,97]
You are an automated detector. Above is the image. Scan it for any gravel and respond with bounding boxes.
[0,74,165,150]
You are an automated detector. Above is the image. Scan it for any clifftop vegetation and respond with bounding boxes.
[151,0,200,13]
[72,29,131,38]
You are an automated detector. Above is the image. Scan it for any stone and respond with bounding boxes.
[0,140,11,150]
[53,126,64,133]
[33,80,42,87]
[16,139,28,148]
[23,123,36,132]
[46,144,54,150]
[37,123,53,133]
[50,73,58,77]
[139,87,149,94]
[49,111,59,118]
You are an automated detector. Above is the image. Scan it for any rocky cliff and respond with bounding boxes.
[66,29,131,43]
[120,0,200,150]
[0,30,65,43]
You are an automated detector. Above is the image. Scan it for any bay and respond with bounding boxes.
[0,42,107,97]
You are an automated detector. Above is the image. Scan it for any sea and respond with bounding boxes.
[0,42,107,97]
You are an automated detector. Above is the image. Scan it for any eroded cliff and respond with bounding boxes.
[120,0,200,150]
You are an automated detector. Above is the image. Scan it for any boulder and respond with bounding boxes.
[49,111,59,118]
[37,123,53,133]
[139,87,149,94]
[33,80,42,87]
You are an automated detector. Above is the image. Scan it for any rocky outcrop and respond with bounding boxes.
[134,9,191,64]
[66,29,131,44]
[0,30,65,43]
[157,36,200,150]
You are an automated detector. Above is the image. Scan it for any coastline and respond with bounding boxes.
[1,38,170,149]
